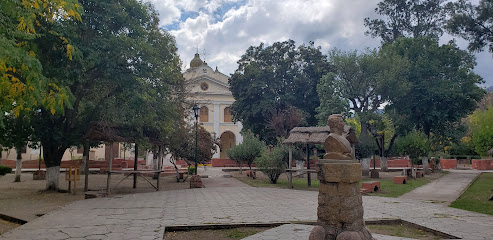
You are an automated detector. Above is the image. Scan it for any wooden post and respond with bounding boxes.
[68,166,72,193]
[83,142,89,192]
[288,144,293,189]
[133,143,138,188]
[307,143,311,187]
[106,141,113,195]
[157,145,162,191]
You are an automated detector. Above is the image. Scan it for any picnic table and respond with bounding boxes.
[286,168,318,189]
[110,170,163,192]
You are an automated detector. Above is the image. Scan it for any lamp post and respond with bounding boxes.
[192,104,199,175]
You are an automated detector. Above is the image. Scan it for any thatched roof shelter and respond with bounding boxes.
[283,126,358,145]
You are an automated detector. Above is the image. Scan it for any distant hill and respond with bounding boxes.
[487,86,493,93]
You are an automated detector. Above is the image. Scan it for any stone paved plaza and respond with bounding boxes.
[1,186,493,240]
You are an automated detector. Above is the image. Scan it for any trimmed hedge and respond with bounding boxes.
[0,165,12,175]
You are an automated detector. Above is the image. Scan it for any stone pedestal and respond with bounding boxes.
[361,158,370,176]
[310,160,373,240]
[370,169,379,178]
[190,175,203,188]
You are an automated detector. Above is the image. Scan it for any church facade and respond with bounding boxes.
[184,53,243,159]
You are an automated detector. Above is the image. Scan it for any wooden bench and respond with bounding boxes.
[361,181,380,193]
[286,169,318,188]
[394,176,408,184]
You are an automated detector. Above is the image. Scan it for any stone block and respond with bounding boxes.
[309,226,325,240]
[393,176,407,184]
[318,194,341,208]
[370,169,379,178]
[33,170,46,180]
[340,206,363,224]
[337,183,359,196]
[336,231,363,240]
[317,206,340,224]
[340,195,361,210]
[190,175,203,188]
[319,182,339,195]
[319,163,361,183]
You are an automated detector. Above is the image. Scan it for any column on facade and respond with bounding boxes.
[213,103,220,158]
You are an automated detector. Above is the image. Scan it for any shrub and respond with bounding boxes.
[0,166,12,175]
[255,143,288,184]
[188,166,196,175]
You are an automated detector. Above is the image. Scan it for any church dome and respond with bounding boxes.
[190,53,203,68]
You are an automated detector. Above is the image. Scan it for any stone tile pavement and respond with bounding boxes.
[399,171,480,205]
[1,187,493,239]
[242,224,417,240]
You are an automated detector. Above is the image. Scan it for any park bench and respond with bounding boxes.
[361,181,380,193]
[394,176,408,184]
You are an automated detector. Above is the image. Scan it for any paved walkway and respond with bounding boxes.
[2,185,493,240]
[243,224,417,240]
[198,167,251,188]
[399,170,480,205]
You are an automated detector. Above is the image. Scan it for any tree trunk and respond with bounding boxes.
[422,156,429,174]
[15,149,22,182]
[152,147,159,179]
[46,166,60,190]
[42,142,67,191]
[83,142,90,192]
[380,156,388,172]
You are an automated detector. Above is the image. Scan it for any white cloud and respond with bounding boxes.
[159,0,493,86]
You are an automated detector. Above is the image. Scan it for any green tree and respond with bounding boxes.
[227,132,264,171]
[445,0,493,54]
[383,37,484,138]
[316,49,408,137]
[31,0,183,190]
[396,130,430,166]
[0,113,35,182]
[364,0,445,43]
[255,142,289,184]
[229,40,329,143]
[0,0,81,120]
[469,107,493,156]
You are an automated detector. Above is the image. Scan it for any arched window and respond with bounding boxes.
[224,107,232,122]
[199,106,209,122]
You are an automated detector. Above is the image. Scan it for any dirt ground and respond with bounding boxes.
[0,172,191,223]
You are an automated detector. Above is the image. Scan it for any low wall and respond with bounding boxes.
[472,159,493,170]
[440,159,457,169]
[369,158,411,168]
[0,158,145,169]
[211,158,254,168]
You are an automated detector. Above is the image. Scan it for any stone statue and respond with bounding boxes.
[323,114,352,160]
[310,114,374,240]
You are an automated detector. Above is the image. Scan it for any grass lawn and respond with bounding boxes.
[236,175,320,190]
[449,172,493,215]
[236,172,435,197]
[363,178,432,198]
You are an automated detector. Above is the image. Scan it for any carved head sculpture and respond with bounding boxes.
[328,114,344,135]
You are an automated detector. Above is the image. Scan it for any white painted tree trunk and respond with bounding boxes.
[422,157,429,174]
[46,166,60,190]
[15,154,21,182]
[380,157,388,172]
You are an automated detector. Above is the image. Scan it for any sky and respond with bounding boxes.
[150,0,492,87]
